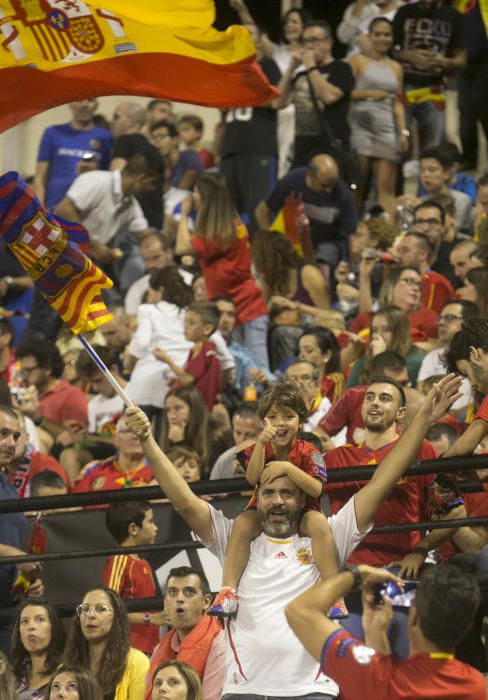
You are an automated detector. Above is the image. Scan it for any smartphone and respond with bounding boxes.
[374,580,418,608]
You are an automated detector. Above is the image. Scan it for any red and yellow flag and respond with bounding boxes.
[0,171,113,334]
[0,0,278,131]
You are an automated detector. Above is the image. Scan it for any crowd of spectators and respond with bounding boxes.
[2,0,488,698]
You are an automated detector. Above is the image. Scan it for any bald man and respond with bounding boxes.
[449,239,478,284]
[255,154,357,268]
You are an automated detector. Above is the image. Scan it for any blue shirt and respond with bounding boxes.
[37,123,113,208]
[171,150,203,187]
[0,472,25,604]
[229,340,275,392]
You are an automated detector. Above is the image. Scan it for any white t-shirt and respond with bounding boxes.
[417,348,472,410]
[67,169,147,245]
[88,393,125,434]
[198,497,369,697]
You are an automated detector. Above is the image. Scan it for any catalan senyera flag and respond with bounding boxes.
[0,171,113,334]
[0,0,278,131]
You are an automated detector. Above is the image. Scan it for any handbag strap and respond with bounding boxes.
[305,69,341,147]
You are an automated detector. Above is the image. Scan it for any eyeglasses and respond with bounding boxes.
[414,218,442,227]
[20,365,39,375]
[303,36,328,45]
[438,314,464,324]
[399,277,421,288]
[76,604,114,616]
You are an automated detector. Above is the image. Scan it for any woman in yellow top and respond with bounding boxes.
[64,587,149,700]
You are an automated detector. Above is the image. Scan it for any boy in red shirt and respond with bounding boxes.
[154,301,221,411]
[103,501,167,654]
[209,382,346,619]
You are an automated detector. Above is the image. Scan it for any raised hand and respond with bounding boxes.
[124,406,152,441]
[258,418,277,445]
[419,373,463,424]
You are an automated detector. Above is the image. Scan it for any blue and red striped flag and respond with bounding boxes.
[0,171,112,334]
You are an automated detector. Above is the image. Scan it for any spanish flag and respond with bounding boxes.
[0,171,113,334]
[0,0,278,131]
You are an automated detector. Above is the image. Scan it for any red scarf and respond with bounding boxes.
[145,614,222,700]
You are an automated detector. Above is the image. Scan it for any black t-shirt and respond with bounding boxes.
[393,2,465,86]
[220,57,281,158]
[265,167,358,247]
[293,60,354,140]
[112,133,164,228]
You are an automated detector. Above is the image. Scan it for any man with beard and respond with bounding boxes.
[123,371,460,700]
[324,376,438,658]
[0,406,44,653]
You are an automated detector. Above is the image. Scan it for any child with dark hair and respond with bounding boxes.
[177,114,214,169]
[209,382,346,619]
[102,502,166,655]
[154,302,221,411]
[166,445,202,483]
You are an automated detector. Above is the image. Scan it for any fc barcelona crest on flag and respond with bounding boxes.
[0,171,113,334]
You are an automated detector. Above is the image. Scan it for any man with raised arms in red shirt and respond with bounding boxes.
[325,374,438,658]
[285,563,486,700]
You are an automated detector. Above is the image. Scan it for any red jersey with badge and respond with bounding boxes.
[72,457,153,494]
[325,439,437,565]
[103,554,159,654]
[175,340,220,412]
[236,438,327,511]
[322,629,486,700]
[191,222,267,326]
[421,270,455,315]
[319,386,366,445]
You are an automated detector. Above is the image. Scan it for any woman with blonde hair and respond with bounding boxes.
[175,172,269,369]
[150,661,204,700]
[0,651,16,700]
[346,306,425,387]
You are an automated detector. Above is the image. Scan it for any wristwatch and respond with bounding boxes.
[341,564,362,592]
[143,613,151,627]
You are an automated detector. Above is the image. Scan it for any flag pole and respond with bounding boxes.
[77,334,134,408]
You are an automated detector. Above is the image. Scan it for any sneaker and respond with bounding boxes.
[208,587,238,617]
[328,597,349,619]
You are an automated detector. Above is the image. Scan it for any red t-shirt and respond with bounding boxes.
[237,438,327,511]
[177,341,220,412]
[319,385,366,446]
[102,554,159,654]
[73,457,153,493]
[191,223,267,325]
[349,308,438,342]
[322,629,486,700]
[39,379,88,426]
[421,270,455,315]
[326,439,437,565]
[320,372,344,404]
[474,394,488,422]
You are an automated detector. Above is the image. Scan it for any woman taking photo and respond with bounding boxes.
[125,267,193,414]
[11,600,65,699]
[175,173,269,369]
[47,665,102,700]
[348,18,408,217]
[351,264,439,343]
[150,661,203,700]
[64,587,148,700]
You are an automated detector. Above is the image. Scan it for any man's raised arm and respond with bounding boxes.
[354,374,463,532]
[124,406,214,541]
